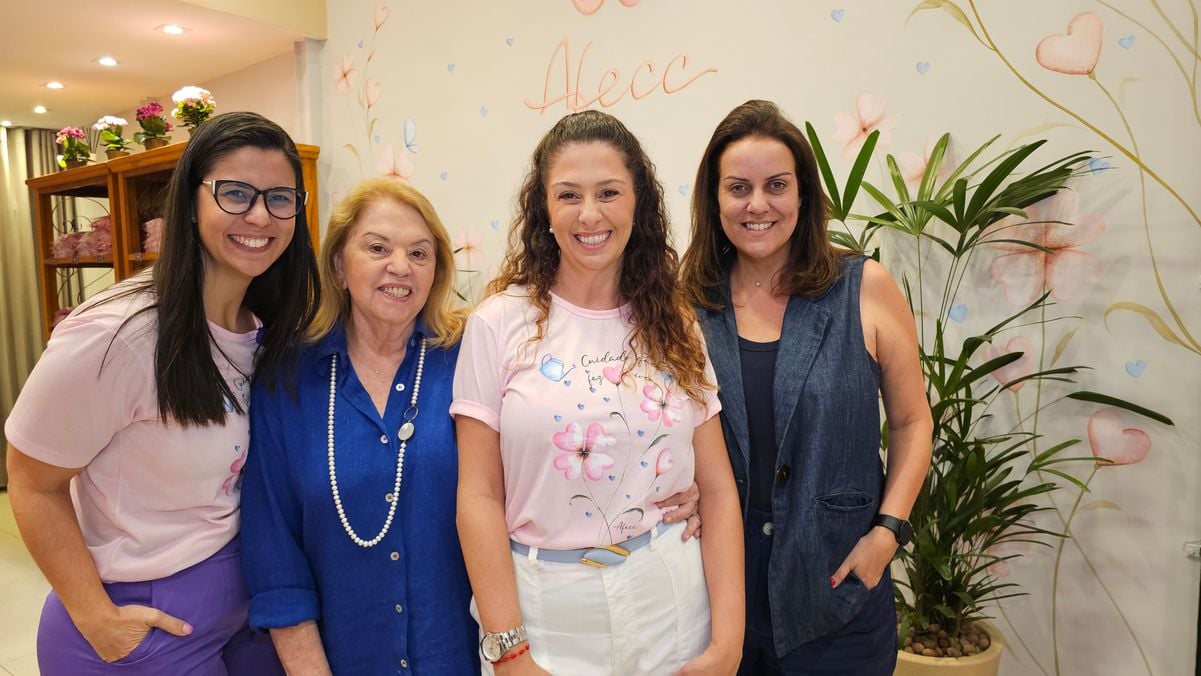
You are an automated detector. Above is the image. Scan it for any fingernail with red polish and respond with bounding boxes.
[830,576,837,588]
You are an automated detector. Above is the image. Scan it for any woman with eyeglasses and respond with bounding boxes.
[4,111,315,675]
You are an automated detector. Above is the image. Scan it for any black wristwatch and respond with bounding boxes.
[872,514,913,547]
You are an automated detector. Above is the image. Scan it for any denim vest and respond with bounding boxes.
[698,256,884,656]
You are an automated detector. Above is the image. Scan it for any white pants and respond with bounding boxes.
[474,522,712,675]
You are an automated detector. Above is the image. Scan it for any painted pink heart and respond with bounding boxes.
[602,365,622,384]
[1087,408,1150,467]
[655,448,673,476]
[1036,12,1104,75]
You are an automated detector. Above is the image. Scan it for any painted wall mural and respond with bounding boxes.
[316,1,1199,674]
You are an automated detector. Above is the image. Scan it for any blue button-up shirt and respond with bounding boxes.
[241,320,479,674]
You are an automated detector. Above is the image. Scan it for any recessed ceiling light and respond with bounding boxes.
[33,105,47,114]
[46,81,64,89]
[158,24,188,35]
[0,121,12,127]
[97,56,119,67]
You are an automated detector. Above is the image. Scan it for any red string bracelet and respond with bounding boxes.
[494,643,530,665]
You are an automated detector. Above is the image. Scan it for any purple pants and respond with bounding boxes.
[37,536,284,675]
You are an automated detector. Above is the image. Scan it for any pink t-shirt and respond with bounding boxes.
[451,287,720,550]
[4,287,258,582]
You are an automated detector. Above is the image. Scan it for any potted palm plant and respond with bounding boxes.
[806,127,1174,675]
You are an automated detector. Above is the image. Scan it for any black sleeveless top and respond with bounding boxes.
[739,336,779,513]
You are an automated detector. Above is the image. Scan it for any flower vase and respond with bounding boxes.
[187,125,198,137]
[142,137,169,150]
[64,159,87,170]
[105,149,130,160]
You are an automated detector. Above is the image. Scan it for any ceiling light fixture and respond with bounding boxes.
[33,106,47,114]
[97,56,119,67]
[158,24,188,35]
[46,81,64,89]
[0,121,12,127]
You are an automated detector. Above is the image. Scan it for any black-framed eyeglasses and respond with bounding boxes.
[201,179,308,219]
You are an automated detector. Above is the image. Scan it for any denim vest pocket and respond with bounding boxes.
[815,491,876,627]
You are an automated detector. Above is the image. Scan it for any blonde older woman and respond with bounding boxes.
[240,178,477,674]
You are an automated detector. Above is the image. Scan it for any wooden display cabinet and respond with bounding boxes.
[26,142,321,342]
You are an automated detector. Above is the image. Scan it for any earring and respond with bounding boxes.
[548,225,554,234]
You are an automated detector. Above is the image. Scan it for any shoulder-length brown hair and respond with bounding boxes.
[681,99,850,310]
[309,178,464,347]
[487,110,710,402]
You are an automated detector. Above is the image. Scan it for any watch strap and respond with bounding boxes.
[872,513,910,545]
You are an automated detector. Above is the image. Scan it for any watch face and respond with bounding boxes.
[898,520,914,545]
[481,635,502,661]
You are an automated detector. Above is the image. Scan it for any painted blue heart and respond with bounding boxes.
[373,134,381,143]
[1125,360,1147,377]
[609,475,616,481]
[916,61,931,75]
[447,63,455,73]
[637,430,645,437]
[625,494,631,499]
[564,380,572,386]
[490,219,500,231]
[357,40,364,48]
[480,105,488,117]
[1088,158,1111,175]
[439,171,448,180]
[506,37,514,46]
[678,184,688,196]
[831,8,845,22]
[640,461,648,468]
[585,511,593,518]
[1119,35,1135,49]
[577,403,585,410]
[554,414,563,422]
[948,304,968,323]
[603,396,611,402]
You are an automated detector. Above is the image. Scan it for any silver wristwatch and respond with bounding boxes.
[480,624,528,662]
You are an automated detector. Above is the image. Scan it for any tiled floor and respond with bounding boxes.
[0,490,47,676]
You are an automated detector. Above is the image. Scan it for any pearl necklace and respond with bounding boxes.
[327,339,426,547]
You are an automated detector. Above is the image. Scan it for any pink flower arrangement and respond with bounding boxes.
[135,102,172,145]
[171,86,216,128]
[55,127,90,167]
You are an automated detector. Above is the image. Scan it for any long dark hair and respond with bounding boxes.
[681,99,849,310]
[103,111,318,426]
[487,110,711,403]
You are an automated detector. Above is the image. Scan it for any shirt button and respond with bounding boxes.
[395,604,403,613]
[390,551,400,561]
[395,383,405,392]
[775,465,791,484]
[762,521,774,536]
[400,658,409,668]
[379,434,388,444]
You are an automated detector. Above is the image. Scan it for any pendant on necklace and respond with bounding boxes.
[399,422,415,441]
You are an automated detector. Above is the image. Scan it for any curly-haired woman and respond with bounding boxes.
[453,110,744,675]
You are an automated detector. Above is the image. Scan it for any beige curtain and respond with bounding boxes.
[0,128,57,487]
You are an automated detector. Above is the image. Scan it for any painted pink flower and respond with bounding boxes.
[336,56,356,94]
[980,336,1037,392]
[1036,12,1103,75]
[832,93,898,161]
[896,137,953,193]
[365,77,383,108]
[1088,408,1151,468]
[375,144,414,181]
[374,4,390,29]
[654,448,673,476]
[986,189,1105,307]
[453,229,483,271]
[552,422,617,480]
[640,382,684,426]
